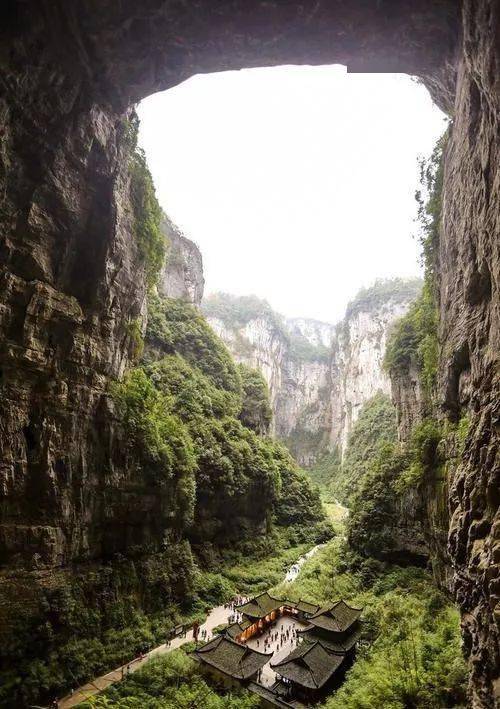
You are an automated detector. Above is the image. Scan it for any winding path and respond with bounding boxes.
[58,604,232,708]
[58,545,324,708]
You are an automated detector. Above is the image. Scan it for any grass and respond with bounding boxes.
[218,526,325,595]
[271,538,467,709]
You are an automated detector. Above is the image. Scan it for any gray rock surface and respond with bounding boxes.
[204,283,419,465]
[158,216,204,305]
[0,1,498,704]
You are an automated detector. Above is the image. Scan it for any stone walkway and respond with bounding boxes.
[245,616,307,687]
[57,540,317,707]
[58,604,236,708]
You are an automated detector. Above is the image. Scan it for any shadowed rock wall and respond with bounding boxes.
[0,1,498,705]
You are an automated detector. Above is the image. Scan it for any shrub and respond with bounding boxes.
[112,368,196,511]
[305,448,342,495]
[237,364,272,433]
[347,443,408,557]
[335,393,398,504]
[384,281,438,398]
[147,295,242,394]
[129,147,165,289]
[395,418,443,493]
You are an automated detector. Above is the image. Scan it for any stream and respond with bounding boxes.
[284,543,324,583]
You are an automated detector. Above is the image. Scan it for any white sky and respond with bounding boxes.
[138,66,446,323]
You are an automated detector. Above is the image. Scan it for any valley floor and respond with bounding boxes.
[53,526,326,708]
[75,507,467,709]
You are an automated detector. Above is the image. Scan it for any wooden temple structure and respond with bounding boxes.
[194,592,363,706]
[233,592,298,641]
[192,634,271,687]
[271,600,362,702]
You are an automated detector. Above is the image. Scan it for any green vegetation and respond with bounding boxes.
[346,415,443,557]
[347,443,408,557]
[219,525,325,596]
[335,393,397,505]
[383,283,439,398]
[305,448,342,493]
[115,296,329,548]
[305,393,398,510]
[456,414,470,455]
[127,114,165,288]
[272,540,467,709]
[384,135,447,400]
[345,277,422,320]
[202,293,286,335]
[80,648,259,709]
[147,295,242,394]
[125,318,145,361]
[237,364,272,434]
[394,418,443,493]
[112,369,196,515]
[287,328,331,363]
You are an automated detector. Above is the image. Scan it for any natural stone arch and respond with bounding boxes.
[0,2,498,707]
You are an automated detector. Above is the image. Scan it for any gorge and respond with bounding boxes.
[203,279,421,466]
[0,2,499,708]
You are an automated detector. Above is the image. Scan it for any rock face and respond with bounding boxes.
[331,295,416,454]
[0,99,146,568]
[204,282,420,465]
[158,216,204,305]
[0,1,498,705]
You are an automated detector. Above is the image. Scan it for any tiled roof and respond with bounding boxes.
[236,592,289,619]
[298,624,363,652]
[295,600,320,615]
[307,600,362,633]
[271,641,345,689]
[194,635,271,680]
[223,620,251,639]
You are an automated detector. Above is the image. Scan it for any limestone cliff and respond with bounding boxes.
[331,283,421,454]
[203,280,421,466]
[0,1,498,705]
[158,216,204,306]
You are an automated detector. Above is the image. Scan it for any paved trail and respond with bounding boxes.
[246,615,306,687]
[59,544,319,708]
[59,604,232,708]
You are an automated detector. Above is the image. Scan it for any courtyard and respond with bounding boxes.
[245,614,308,687]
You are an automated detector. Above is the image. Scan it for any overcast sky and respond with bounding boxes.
[138,66,446,323]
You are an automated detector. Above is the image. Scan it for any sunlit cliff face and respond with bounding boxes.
[0,1,498,705]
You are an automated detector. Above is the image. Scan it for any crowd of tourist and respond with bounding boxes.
[224,595,248,625]
[256,623,300,655]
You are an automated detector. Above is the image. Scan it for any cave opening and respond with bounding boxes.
[0,2,498,707]
[135,66,447,324]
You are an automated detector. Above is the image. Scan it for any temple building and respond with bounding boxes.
[270,641,346,699]
[298,600,363,653]
[235,592,297,641]
[270,600,362,702]
[195,593,363,707]
[192,634,271,686]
